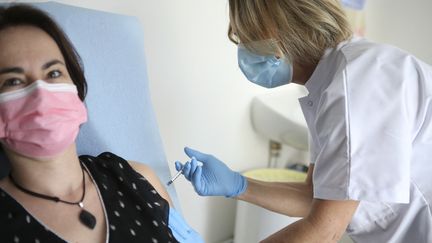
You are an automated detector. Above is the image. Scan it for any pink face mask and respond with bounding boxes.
[0,80,87,158]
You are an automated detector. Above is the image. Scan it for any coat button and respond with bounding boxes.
[307,100,313,106]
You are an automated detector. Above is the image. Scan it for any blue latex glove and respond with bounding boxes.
[175,147,247,197]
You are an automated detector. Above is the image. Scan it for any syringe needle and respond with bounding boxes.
[166,170,183,186]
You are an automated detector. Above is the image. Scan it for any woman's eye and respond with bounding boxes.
[4,78,24,87]
[0,78,25,93]
[48,70,62,79]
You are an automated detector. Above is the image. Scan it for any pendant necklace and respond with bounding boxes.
[9,163,97,230]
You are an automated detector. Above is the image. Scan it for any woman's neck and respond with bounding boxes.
[3,143,84,199]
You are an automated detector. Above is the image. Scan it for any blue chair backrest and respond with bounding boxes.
[0,1,180,210]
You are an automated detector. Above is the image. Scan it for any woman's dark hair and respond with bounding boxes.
[0,4,87,100]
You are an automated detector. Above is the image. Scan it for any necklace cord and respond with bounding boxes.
[9,162,86,206]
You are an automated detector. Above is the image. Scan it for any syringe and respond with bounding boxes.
[166,170,183,186]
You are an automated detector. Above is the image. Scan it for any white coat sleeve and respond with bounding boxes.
[312,48,415,203]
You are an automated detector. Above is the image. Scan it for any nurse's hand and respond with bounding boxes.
[175,147,247,197]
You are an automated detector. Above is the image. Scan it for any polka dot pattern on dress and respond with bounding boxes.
[135,219,142,226]
[153,220,159,227]
[0,152,180,243]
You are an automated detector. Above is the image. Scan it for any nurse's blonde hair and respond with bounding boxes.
[228,0,353,65]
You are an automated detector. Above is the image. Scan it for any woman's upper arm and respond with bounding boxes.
[128,161,174,208]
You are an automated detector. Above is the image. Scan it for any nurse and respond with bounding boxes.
[176,0,432,242]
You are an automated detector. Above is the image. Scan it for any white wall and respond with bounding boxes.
[128,2,270,242]
[6,0,432,242]
[365,0,432,64]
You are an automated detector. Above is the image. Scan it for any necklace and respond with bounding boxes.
[9,163,97,230]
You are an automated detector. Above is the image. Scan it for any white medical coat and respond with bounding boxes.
[299,37,432,242]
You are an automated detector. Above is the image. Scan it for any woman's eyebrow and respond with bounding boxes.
[0,60,65,75]
[0,67,24,75]
[42,59,65,70]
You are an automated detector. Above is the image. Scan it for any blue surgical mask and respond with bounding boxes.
[238,44,293,88]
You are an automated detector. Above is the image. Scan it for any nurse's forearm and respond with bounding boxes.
[260,217,341,243]
[261,199,360,243]
[260,218,322,243]
[236,178,313,217]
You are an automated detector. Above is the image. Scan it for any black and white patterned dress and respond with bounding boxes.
[0,152,179,243]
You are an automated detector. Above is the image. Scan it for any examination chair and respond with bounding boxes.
[0,2,200,242]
